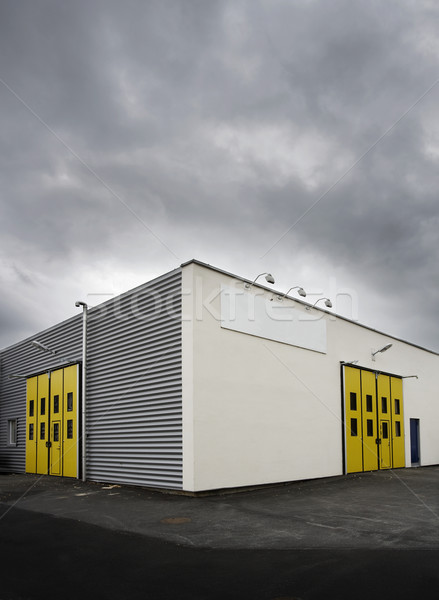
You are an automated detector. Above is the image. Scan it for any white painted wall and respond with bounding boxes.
[182,264,195,491]
[182,262,439,492]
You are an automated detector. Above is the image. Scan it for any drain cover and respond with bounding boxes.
[160,517,192,524]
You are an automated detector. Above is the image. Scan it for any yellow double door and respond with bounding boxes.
[26,365,79,478]
[344,366,405,473]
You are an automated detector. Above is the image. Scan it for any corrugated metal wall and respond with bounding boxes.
[0,267,183,490]
[0,317,82,472]
[85,268,182,489]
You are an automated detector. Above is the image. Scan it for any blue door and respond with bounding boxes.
[410,419,420,465]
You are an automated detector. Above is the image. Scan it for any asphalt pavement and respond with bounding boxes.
[1,467,438,599]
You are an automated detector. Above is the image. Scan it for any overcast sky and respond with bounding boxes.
[1,0,439,352]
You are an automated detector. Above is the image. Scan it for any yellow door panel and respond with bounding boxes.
[50,421,62,475]
[377,375,392,469]
[26,365,79,479]
[390,377,405,468]
[36,373,49,475]
[379,419,392,468]
[345,368,405,474]
[49,369,64,476]
[62,365,78,478]
[360,370,379,471]
[344,367,363,473]
[26,377,38,474]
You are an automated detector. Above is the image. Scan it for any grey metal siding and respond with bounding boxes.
[0,268,183,489]
[86,268,182,489]
[0,317,82,472]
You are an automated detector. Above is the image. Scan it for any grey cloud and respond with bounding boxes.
[0,0,438,351]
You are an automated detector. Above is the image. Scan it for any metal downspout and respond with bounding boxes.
[75,301,88,482]
[82,305,87,482]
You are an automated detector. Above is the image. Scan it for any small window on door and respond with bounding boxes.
[7,419,17,446]
[67,420,73,439]
[53,423,60,442]
[366,419,374,436]
[29,400,34,417]
[382,421,389,438]
[395,421,401,437]
[40,398,46,415]
[394,399,400,415]
[381,397,388,413]
[67,392,73,412]
[40,422,45,440]
[350,418,358,436]
[366,395,373,412]
[29,423,34,441]
[53,395,59,413]
[350,392,357,411]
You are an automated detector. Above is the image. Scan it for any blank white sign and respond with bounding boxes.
[220,286,327,354]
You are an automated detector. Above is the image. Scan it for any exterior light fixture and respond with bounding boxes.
[8,374,26,380]
[341,360,359,365]
[75,300,88,482]
[306,298,332,310]
[371,343,393,361]
[276,286,307,301]
[244,273,275,289]
[31,340,57,355]
[402,375,418,379]
[31,339,75,363]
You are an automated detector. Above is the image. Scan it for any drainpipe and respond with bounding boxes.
[75,301,88,481]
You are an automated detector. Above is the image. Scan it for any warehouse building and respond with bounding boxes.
[0,259,437,492]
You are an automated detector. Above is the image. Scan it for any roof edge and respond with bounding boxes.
[181,259,439,357]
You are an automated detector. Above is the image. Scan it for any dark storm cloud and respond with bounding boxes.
[0,0,438,350]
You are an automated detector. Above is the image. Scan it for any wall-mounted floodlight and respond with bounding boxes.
[244,273,275,289]
[371,343,393,361]
[8,374,26,380]
[31,339,76,363]
[276,286,307,301]
[31,340,57,355]
[402,375,418,379]
[305,298,332,310]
